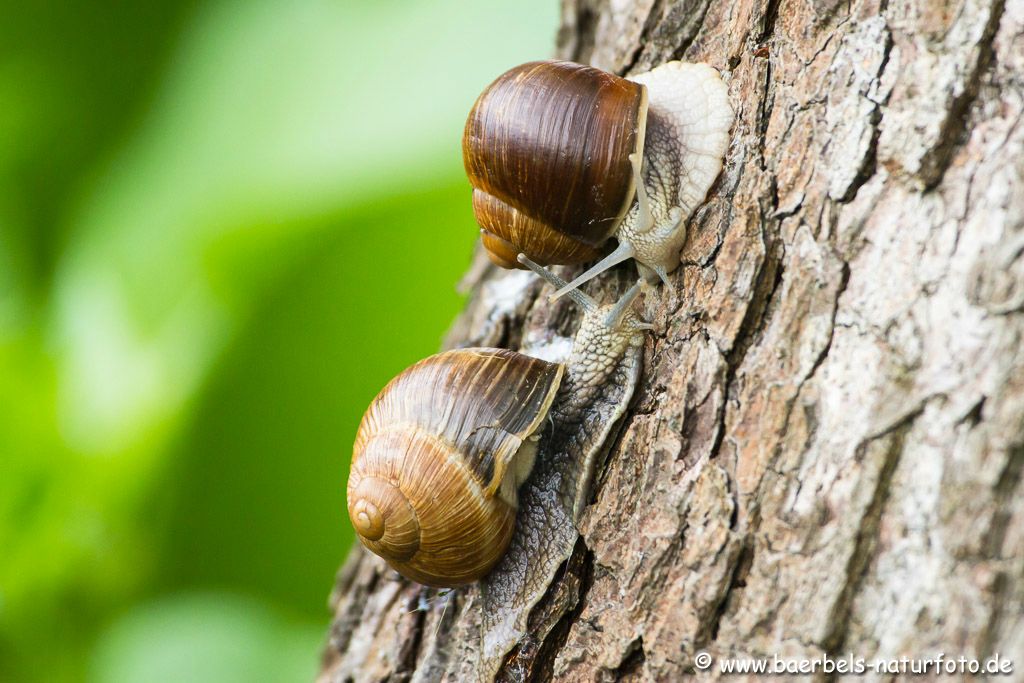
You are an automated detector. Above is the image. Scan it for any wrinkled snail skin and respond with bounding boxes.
[477,255,650,680]
[463,59,733,298]
[347,348,564,588]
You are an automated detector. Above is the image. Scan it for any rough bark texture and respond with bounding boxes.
[320,0,1024,680]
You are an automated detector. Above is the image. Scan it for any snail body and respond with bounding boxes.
[463,60,733,296]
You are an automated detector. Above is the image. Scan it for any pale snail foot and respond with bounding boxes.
[629,61,733,224]
[628,61,733,291]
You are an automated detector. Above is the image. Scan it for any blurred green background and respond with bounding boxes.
[0,1,556,680]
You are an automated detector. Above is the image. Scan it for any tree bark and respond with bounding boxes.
[319,0,1024,680]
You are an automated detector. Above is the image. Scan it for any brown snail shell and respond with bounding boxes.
[463,60,648,269]
[347,348,563,587]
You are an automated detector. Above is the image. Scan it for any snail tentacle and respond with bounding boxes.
[517,253,598,312]
[628,151,657,234]
[549,240,636,300]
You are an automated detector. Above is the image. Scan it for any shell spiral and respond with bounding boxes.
[347,348,563,587]
[463,60,648,269]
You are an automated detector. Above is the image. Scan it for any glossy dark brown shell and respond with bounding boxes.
[347,348,564,587]
[463,60,647,268]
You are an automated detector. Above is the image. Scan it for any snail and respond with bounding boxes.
[463,59,733,298]
[347,257,649,604]
[347,255,649,679]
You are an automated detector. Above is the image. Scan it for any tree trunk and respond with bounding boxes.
[319,0,1024,680]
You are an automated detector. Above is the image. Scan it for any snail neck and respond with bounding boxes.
[556,331,644,521]
[551,287,648,518]
[615,106,690,279]
[564,311,644,391]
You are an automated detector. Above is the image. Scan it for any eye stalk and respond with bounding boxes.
[517,254,597,313]
[518,253,654,345]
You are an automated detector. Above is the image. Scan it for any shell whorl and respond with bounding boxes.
[349,475,418,555]
[347,348,564,587]
[463,60,648,268]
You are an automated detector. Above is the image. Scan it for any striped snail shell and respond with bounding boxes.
[463,59,733,297]
[347,348,563,587]
[463,60,645,269]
